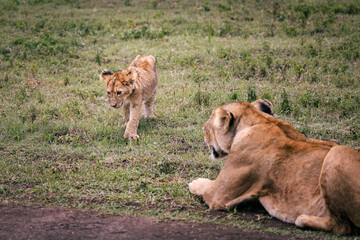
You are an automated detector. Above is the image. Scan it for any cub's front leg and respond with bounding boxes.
[124,103,142,140]
[122,103,130,128]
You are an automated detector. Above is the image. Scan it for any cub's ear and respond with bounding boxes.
[213,108,234,132]
[124,67,136,86]
[100,69,113,84]
[128,78,135,86]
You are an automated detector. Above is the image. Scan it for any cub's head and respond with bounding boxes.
[100,67,137,108]
[204,106,237,161]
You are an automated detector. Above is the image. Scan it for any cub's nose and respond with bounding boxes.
[109,100,117,108]
[102,69,113,75]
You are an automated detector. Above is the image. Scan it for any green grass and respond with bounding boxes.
[0,0,359,238]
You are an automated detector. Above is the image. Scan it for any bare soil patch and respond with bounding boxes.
[0,203,307,240]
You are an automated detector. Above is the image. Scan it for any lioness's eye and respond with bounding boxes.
[107,91,110,95]
[117,91,122,96]
[126,71,132,76]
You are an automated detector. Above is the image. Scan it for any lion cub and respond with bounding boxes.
[100,55,158,140]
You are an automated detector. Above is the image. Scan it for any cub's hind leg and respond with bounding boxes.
[144,95,156,119]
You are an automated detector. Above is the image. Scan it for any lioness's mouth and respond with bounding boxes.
[212,147,219,158]
[210,146,228,160]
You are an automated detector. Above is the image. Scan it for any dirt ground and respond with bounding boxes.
[0,201,314,240]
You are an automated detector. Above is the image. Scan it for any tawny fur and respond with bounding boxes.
[251,99,273,115]
[251,99,338,147]
[189,101,360,234]
[100,55,158,140]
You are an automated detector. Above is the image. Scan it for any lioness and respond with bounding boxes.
[189,101,360,234]
[100,55,158,140]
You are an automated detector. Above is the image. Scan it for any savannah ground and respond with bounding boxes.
[0,0,359,239]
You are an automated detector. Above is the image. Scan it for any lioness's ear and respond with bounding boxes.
[100,69,113,84]
[251,99,273,115]
[213,108,234,132]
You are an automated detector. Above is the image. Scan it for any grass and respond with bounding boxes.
[0,0,359,238]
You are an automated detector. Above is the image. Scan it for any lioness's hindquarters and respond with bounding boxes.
[293,146,360,234]
[319,146,360,233]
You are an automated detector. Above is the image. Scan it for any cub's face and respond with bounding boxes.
[100,67,136,108]
[203,108,235,160]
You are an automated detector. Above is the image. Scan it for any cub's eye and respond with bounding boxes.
[107,91,110,95]
[126,71,132,76]
[116,91,122,96]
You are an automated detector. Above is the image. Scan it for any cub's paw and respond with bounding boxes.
[189,178,212,196]
[129,134,139,140]
[123,132,139,140]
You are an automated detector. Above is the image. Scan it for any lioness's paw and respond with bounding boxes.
[189,178,212,196]
[295,214,308,228]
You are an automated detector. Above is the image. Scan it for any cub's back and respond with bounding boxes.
[131,55,158,99]
[130,55,156,72]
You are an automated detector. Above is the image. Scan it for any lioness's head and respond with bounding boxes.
[204,106,238,161]
[100,67,137,108]
[204,100,272,160]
